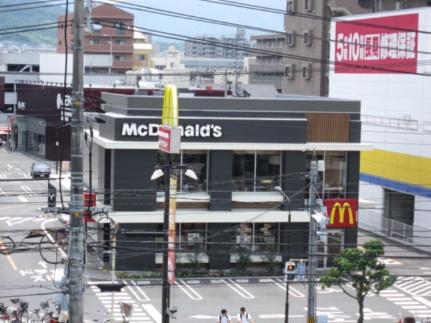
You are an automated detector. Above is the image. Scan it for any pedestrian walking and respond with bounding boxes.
[237,307,254,323]
[217,308,231,323]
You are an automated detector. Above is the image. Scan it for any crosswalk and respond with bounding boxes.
[395,277,431,297]
[0,216,48,226]
[90,285,160,323]
[380,281,431,318]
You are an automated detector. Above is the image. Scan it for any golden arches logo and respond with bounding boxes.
[329,202,355,225]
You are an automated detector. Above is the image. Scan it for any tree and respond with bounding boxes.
[320,240,396,323]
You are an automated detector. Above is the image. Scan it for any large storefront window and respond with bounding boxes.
[181,151,207,192]
[233,151,282,192]
[324,152,347,198]
[178,223,207,251]
[232,151,255,191]
[305,152,347,199]
[232,222,279,252]
[157,151,208,192]
[256,151,281,191]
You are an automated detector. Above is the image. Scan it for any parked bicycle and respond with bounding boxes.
[0,236,15,255]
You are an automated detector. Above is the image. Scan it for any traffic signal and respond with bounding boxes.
[285,261,296,281]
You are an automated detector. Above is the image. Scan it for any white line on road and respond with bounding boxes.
[41,219,67,259]
[273,279,305,297]
[175,281,202,300]
[141,304,161,323]
[178,279,203,300]
[18,196,28,202]
[223,279,254,299]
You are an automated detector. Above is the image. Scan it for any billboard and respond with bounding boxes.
[334,13,419,74]
[324,199,358,229]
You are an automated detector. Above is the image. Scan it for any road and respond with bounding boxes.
[1,148,431,322]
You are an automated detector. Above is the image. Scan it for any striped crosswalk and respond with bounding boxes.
[90,285,160,323]
[380,280,431,318]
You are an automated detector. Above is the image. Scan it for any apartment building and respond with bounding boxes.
[57,3,134,74]
[249,0,429,95]
[185,28,250,59]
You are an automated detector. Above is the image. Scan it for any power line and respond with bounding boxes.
[199,0,431,35]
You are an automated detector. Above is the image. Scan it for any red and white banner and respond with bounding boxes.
[334,13,419,74]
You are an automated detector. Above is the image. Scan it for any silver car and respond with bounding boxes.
[30,162,51,178]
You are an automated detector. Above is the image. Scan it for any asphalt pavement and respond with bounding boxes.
[2,148,431,323]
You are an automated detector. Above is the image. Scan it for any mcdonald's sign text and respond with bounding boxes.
[324,199,358,229]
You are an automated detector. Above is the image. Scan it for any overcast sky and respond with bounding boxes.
[107,0,285,39]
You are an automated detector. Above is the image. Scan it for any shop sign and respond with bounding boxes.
[324,199,358,228]
[121,122,223,138]
[159,125,181,154]
[56,93,72,121]
[334,13,418,73]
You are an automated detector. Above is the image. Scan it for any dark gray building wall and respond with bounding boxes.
[209,150,232,211]
[345,151,360,246]
[111,150,157,211]
[282,151,306,210]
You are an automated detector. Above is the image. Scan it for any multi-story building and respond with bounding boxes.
[57,3,134,74]
[185,28,250,59]
[133,30,153,70]
[249,0,429,95]
[88,91,367,271]
[329,8,431,252]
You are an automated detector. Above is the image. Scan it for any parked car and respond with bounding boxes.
[30,162,51,178]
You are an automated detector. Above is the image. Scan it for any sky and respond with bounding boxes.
[107,0,285,40]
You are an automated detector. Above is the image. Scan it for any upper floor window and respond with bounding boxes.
[232,151,281,192]
[304,30,313,46]
[304,0,314,11]
[114,39,125,45]
[286,31,296,47]
[286,0,296,13]
[115,22,125,35]
[89,38,101,45]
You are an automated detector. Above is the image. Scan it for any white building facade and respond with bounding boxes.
[329,8,431,249]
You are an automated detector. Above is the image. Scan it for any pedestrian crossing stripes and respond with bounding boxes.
[90,285,160,323]
[380,283,431,317]
[395,277,431,296]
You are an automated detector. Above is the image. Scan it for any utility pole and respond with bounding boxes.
[307,160,318,323]
[67,0,85,322]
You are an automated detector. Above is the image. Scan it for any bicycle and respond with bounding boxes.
[0,236,15,255]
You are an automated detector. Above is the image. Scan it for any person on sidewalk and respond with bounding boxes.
[217,308,231,323]
[237,307,254,323]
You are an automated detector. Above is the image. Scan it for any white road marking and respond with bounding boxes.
[6,217,33,226]
[223,279,254,299]
[142,304,161,323]
[396,277,431,296]
[123,280,150,302]
[273,278,305,297]
[378,257,402,265]
[130,280,150,301]
[178,279,203,300]
[41,219,67,259]
[175,280,202,300]
[18,196,28,202]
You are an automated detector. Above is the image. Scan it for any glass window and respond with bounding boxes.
[178,223,206,251]
[254,223,279,252]
[115,22,125,35]
[232,151,255,191]
[233,223,253,250]
[324,152,347,198]
[181,150,208,192]
[256,151,281,191]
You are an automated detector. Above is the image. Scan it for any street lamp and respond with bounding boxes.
[274,186,291,323]
[151,164,197,323]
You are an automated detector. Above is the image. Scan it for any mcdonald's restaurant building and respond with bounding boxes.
[89,92,370,272]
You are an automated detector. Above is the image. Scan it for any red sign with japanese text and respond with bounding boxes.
[334,13,418,73]
[324,199,358,229]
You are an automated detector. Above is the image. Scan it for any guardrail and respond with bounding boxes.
[359,208,431,253]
